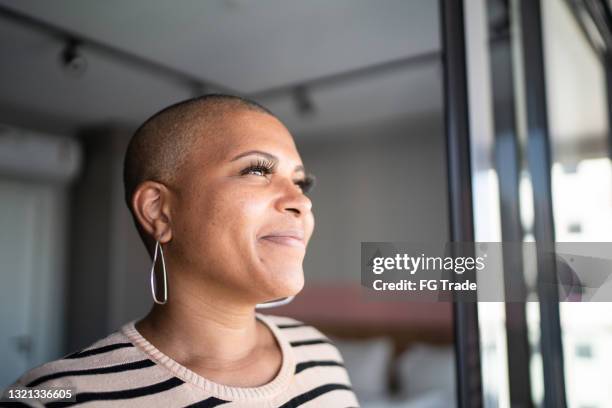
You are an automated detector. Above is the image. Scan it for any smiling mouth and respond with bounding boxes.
[259,234,305,248]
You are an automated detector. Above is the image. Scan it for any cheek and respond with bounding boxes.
[186,184,268,256]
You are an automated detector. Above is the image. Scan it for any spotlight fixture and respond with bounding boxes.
[60,38,87,77]
[293,85,315,116]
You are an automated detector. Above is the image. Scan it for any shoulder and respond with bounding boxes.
[259,314,359,405]
[258,314,345,361]
[7,326,146,390]
[258,313,329,338]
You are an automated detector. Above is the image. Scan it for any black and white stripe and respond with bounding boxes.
[6,315,359,407]
[64,342,134,359]
[182,396,229,407]
[290,339,331,347]
[294,360,344,374]
[45,377,184,408]
[26,359,156,387]
[276,323,307,329]
[277,383,353,408]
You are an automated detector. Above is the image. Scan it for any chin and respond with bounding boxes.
[260,266,305,302]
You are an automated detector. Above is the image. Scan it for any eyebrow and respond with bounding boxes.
[230,150,305,173]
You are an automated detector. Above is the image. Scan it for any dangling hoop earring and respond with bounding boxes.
[148,239,290,308]
[150,240,168,305]
[256,296,294,309]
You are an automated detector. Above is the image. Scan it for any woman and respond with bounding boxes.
[7,95,359,407]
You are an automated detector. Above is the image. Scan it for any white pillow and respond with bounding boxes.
[396,343,456,402]
[329,336,393,402]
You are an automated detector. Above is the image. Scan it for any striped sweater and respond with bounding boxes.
[3,314,359,407]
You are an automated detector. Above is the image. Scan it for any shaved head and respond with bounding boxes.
[123,94,274,254]
[123,94,273,209]
[122,92,313,305]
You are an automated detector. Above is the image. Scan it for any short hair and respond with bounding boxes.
[123,93,273,209]
[123,94,274,253]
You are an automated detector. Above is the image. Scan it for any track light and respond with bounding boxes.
[60,38,87,77]
[293,85,315,116]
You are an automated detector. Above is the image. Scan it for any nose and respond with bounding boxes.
[275,178,312,216]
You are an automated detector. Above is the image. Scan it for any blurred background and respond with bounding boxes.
[0,1,610,408]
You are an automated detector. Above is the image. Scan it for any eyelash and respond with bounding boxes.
[296,174,315,194]
[240,159,315,193]
[240,159,276,177]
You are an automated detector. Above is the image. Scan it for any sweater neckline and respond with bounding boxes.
[121,313,295,401]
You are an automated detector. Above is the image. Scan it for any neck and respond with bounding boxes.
[135,275,264,368]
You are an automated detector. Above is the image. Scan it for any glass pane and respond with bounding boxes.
[541,1,612,408]
[468,0,612,407]
[463,0,508,406]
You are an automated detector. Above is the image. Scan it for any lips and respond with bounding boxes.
[259,229,305,248]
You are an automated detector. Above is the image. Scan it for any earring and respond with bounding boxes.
[150,240,168,305]
[256,296,295,309]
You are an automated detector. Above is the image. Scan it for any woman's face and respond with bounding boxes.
[168,110,315,305]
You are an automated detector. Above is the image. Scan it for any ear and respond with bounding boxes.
[131,181,173,244]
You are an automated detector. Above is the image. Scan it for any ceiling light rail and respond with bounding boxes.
[0,4,238,93]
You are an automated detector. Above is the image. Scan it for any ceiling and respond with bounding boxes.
[0,0,443,138]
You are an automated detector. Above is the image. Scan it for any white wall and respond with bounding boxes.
[296,113,450,284]
[0,128,78,386]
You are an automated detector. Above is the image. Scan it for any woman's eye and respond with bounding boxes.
[295,175,316,193]
[240,160,275,177]
[246,168,268,176]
